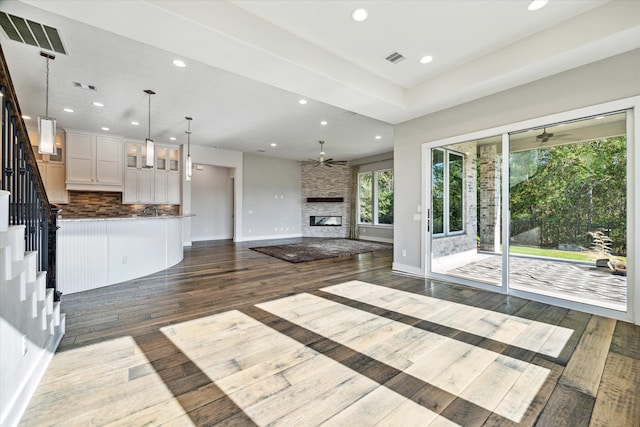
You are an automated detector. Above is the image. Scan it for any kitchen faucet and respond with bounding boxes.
[142,206,158,217]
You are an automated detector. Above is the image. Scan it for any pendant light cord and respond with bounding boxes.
[45,56,49,118]
[148,92,151,139]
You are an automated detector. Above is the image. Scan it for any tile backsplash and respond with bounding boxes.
[57,191,180,218]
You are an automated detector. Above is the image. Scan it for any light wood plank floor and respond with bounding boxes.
[20,239,640,426]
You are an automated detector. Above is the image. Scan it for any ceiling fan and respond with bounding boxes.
[535,127,572,143]
[536,128,554,143]
[306,140,348,167]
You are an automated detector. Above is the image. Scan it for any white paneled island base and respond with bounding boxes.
[57,216,184,294]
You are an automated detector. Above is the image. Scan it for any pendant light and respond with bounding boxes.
[144,89,156,167]
[185,116,193,181]
[38,51,57,155]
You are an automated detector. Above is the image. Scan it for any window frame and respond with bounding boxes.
[432,148,465,237]
[357,168,394,227]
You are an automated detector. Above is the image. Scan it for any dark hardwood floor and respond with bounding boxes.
[20,239,640,426]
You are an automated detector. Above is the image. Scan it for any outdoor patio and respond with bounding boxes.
[441,253,626,310]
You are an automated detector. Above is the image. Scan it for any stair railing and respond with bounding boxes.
[1,44,60,301]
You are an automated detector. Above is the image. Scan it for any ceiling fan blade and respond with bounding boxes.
[331,161,348,165]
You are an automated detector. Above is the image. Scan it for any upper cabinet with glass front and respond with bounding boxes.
[28,129,68,204]
[155,146,179,172]
[28,129,64,163]
[126,141,154,170]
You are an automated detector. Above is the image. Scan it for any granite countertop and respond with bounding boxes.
[58,214,194,222]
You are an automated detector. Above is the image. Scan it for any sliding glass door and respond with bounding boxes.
[426,110,630,313]
[508,112,628,310]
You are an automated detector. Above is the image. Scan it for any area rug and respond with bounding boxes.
[250,239,392,263]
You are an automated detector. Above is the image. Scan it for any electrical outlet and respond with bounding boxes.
[122,256,127,264]
[401,250,407,257]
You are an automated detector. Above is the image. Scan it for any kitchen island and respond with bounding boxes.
[57,215,186,294]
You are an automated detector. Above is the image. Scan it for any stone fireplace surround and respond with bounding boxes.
[301,164,352,238]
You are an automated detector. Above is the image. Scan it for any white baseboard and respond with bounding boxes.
[192,234,232,242]
[239,233,302,242]
[359,236,393,244]
[3,333,62,427]
[392,262,424,276]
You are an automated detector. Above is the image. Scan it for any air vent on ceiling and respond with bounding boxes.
[385,51,405,64]
[0,12,67,54]
[73,81,97,91]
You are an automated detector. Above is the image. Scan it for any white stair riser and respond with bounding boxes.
[0,193,65,427]
[0,190,9,232]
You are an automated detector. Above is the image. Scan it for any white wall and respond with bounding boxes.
[243,154,302,240]
[191,165,234,241]
[183,148,302,243]
[182,145,243,243]
[393,48,640,273]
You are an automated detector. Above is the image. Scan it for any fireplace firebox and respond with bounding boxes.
[310,216,342,226]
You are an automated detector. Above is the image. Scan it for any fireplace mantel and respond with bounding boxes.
[306,197,344,203]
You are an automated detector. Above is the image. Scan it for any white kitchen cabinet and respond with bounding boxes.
[37,162,68,204]
[124,141,180,204]
[28,130,68,204]
[66,130,123,191]
[155,146,179,172]
[167,173,180,204]
[154,145,181,204]
[124,169,154,203]
[123,141,155,204]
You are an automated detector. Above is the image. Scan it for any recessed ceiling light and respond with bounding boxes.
[131,121,139,126]
[420,55,433,64]
[22,115,31,120]
[270,143,277,147]
[173,59,186,68]
[352,8,368,22]
[63,108,74,113]
[320,121,327,126]
[101,127,110,131]
[527,0,548,11]
[93,102,104,107]
[170,137,176,141]
[375,135,382,140]
[298,99,308,105]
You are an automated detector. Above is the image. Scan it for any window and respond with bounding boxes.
[432,148,464,235]
[358,169,394,225]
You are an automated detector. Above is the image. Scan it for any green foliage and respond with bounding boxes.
[509,137,627,254]
[359,170,394,225]
[358,172,372,223]
[377,170,394,224]
[449,153,463,232]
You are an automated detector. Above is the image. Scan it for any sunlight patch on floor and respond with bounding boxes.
[162,310,453,426]
[22,336,194,426]
[258,291,551,423]
[321,280,574,358]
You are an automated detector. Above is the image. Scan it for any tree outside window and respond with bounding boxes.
[358,169,394,225]
[432,148,464,235]
[358,172,372,223]
[377,170,394,224]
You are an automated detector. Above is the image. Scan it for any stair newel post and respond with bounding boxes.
[46,205,60,301]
